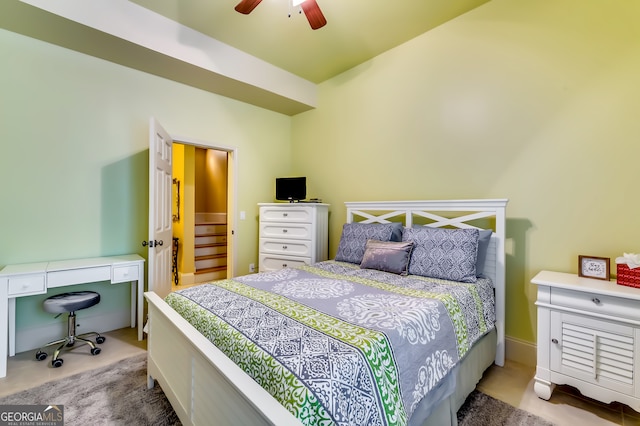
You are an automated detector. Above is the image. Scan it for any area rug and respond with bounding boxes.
[457,390,555,426]
[0,353,553,425]
[0,354,180,425]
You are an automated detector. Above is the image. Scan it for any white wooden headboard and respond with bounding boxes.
[344,199,509,366]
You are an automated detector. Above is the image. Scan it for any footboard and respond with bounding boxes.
[144,291,301,426]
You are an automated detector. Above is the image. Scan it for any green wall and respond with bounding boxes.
[4,0,640,351]
[0,28,291,332]
[291,0,640,344]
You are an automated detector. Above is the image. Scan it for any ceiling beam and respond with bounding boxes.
[0,0,317,116]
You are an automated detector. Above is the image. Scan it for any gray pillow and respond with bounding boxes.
[335,223,404,264]
[403,227,479,283]
[360,240,414,275]
[476,229,492,276]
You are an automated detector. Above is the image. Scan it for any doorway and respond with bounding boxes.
[172,142,234,287]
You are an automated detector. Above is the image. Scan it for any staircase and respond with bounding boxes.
[194,222,227,282]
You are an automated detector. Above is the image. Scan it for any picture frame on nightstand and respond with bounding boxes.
[578,255,610,280]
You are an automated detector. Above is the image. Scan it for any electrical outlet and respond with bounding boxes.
[249,263,255,273]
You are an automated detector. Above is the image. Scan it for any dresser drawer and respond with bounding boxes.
[112,265,139,283]
[260,206,312,223]
[550,287,640,321]
[260,223,312,240]
[260,238,312,257]
[8,274,46,297]
[259,254,310,272]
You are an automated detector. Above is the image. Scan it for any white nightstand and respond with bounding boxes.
[532,270,640,411]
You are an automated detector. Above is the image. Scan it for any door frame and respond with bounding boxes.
[173,134,238,278]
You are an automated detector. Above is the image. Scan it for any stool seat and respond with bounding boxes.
[43,291,101,314]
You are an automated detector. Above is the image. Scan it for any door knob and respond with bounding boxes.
[142,240,164,248]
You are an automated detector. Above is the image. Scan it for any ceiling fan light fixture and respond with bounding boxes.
[235,0,326,30]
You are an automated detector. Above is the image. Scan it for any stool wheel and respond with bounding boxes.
[91,347,101,356]
[35,351,47,361]
[96,336,106,344]
[52,358,64,368]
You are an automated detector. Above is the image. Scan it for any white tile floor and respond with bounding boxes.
[478,361,640,425]
[2,326,639,425]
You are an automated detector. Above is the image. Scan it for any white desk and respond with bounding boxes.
[0,254,145,378]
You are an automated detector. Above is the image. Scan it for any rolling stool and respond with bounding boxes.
[35,291,106,368]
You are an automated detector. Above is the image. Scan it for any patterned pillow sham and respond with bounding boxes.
[335,222,403,264]
[403,227,479,283]
[476,229,493,277]
[360,239,415,275]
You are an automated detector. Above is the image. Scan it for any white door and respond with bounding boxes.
[147,117,173,298]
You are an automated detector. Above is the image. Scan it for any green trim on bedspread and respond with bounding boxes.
[165,261,495,426]
[299,263,489,358]
[165,294,334,425]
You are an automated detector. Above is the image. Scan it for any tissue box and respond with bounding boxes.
[617,264,640,288]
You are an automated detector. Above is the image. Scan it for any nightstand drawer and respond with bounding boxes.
[260,223,312,240]
[550,287,640,320]
[8,274,46,297]
[112,265,139,283]
[260,206,312,223]
[260,239,312,257]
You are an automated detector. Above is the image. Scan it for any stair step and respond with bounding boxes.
[195,254,226,261]
[195,242,227,248]
[195,266,227,274]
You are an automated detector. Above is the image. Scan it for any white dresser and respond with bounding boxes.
[258,203,329,272]
[531,270,640,411]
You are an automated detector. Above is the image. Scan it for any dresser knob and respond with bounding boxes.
[282,263,288,268]
[283,213,288,217]
[282,229,288,233]
[551,338,558,344]
[592,298,601,305]
[283,245,288,250]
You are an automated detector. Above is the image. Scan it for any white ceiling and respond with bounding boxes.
[1,0,490,115]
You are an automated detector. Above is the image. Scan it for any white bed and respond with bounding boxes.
[144,199,508,426]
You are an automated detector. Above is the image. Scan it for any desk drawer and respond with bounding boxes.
[550,287,640,321]
[48,266,111,288]
[8,274,46,297]
[112,265,139,283]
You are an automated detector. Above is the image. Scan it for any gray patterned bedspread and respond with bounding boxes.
[165,260,495,426]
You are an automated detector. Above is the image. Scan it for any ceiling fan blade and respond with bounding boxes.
[234,0,263,14]
[300,0,327,30]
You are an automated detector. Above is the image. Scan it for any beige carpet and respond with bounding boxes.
[0,354,553,425]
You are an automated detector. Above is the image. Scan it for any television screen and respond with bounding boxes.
[276,177,306,202]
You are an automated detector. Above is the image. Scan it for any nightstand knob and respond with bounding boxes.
[283,213,288,217]
[551,338,558,344]
[592,298,601,305]
[282,229,288,233]
[283,245,288,250]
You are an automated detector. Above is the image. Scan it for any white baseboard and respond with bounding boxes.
[505,335,537,367]
[15,309,132,354]
[179,272,195,285]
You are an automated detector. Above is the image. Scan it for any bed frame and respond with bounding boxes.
[145,199,508,426]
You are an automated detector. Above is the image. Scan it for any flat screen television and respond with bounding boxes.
[276,177,306,202]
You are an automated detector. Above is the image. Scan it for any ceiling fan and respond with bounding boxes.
[235,0,327,30]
